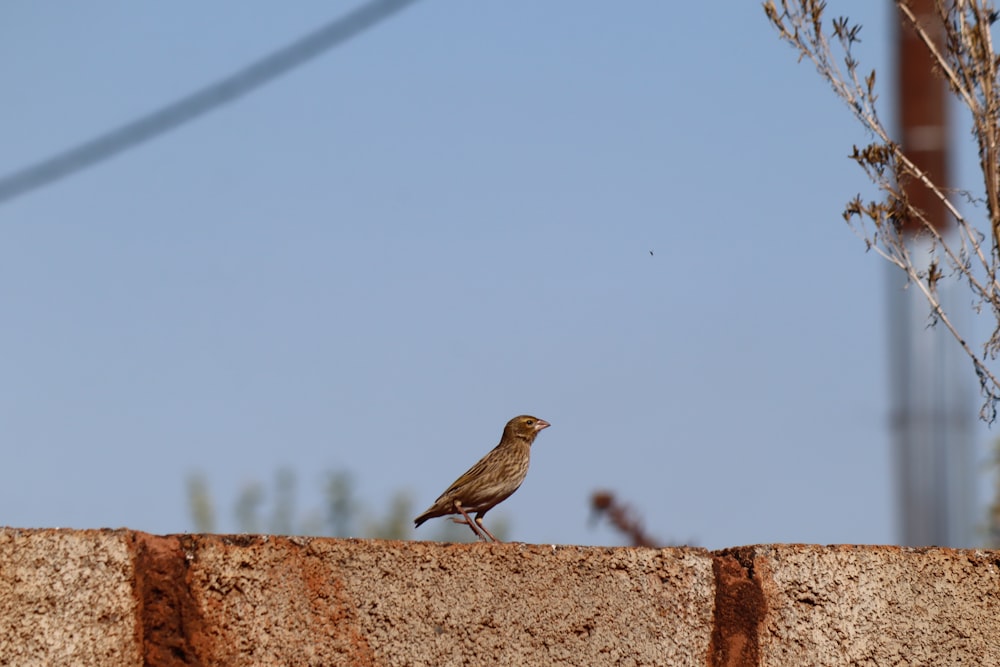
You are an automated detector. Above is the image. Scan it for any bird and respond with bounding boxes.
[414,415,550,542]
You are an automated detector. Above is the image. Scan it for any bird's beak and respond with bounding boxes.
[535,419,551,431]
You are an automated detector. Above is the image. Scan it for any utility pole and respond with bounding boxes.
[889,0,975,547]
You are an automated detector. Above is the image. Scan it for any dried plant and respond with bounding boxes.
[764,0,1000,420]
[590,490,662,547]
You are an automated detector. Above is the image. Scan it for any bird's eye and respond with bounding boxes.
[526,419,534,425]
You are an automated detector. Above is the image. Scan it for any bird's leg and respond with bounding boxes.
[449,516,488,541]
[474,514,501,543]
[451,500,491,541]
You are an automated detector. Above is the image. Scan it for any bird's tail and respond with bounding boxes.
[413,503,447,528]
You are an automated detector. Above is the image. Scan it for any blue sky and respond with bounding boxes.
[1,1,991,548]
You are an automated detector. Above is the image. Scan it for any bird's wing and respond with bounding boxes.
[440,445,499,498]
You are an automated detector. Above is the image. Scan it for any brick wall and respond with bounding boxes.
[1,529,997,666]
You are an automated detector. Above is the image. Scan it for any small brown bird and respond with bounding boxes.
[414,415,550,542]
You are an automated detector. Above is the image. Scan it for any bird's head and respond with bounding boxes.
[504,415,550,444]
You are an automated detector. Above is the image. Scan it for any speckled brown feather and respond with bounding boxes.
[414,415,550,528]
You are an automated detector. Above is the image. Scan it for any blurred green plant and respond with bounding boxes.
[185,467,507,542]
[186,472,216,533]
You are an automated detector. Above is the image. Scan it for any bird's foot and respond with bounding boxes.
[452,502,493,542]
[449,516,488,541]
[475,517,501,543]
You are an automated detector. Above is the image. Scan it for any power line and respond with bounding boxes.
[0,0,422,205]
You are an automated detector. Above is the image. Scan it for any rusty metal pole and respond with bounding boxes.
[889,0,975,546]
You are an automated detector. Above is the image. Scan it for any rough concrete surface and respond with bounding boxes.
[0,529,141,667]
[188,537,714,666]
[746,544,1000,667]
[2,529,1000,666]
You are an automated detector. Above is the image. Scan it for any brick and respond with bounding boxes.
[0,528,141,667]
[185,536,715,666]
[748,544,1000,667]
